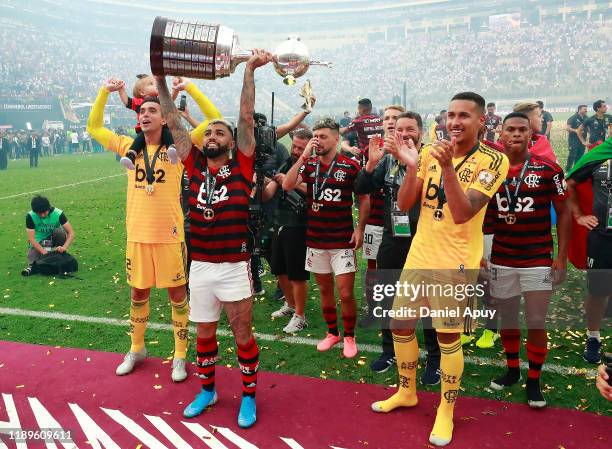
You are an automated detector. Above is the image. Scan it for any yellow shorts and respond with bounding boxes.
[392,269,479,333]
[126,242,187,289]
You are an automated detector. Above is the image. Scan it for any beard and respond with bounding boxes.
[315,146,332,157]
[204,143,230,159]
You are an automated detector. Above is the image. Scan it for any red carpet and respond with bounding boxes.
[0,341,609,449]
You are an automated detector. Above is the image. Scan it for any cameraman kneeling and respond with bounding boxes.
[22,195,75,276]
[263,128,312,333]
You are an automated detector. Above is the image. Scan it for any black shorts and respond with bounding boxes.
[587,231,612,297]
[270,226,309,281]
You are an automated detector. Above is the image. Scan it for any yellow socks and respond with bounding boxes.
[371,333,419,412]
[129,298,149,353]
[171,297,189,359]
[430,339,464,447]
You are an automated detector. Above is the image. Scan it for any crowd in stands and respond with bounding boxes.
[0,18,610,116]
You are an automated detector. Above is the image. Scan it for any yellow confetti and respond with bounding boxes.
[136,445,142,449]
[566,385,573,390]
[48,304,55,308]
[153,385,162,390]
[48,281,54,285]
[154,373,160,378]
[86,357,91,362]
[16,385,24,389]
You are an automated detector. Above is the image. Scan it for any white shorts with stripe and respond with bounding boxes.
[189,260,253,323]
[305,247,357,275]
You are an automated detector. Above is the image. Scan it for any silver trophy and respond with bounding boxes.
[150,17,332,85]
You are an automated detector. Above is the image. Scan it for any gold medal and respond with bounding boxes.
[505,213,516,225]
[433,209,443,221]
[145,184,154,195]
[203,208,215,220]
[312,202,321,212]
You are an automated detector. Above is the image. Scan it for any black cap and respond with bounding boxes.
[358,98,372,107]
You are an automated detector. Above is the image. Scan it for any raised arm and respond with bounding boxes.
[276,97,315,139]
[237,49,273,157]
[155,75,192,161]
[86,79,121,150]
[117,84,129,107]
[173,78,224,147]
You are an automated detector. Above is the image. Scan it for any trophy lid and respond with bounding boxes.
[273,36,310,85]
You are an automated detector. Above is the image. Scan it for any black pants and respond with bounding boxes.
[29,149,39,167]
[0,149,7,169]
[566,143,585,172]
[376,231,440,362]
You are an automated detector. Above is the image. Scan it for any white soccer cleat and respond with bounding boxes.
[171,358,188,382]
[115,348,147,376]
[271,302,295,319]
[283,314,308,333]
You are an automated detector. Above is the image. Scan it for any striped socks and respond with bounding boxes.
[237,336,259,397]
[196,336,218,391]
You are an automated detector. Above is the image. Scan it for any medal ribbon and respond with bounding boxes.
[503,155,531,216]
[313,154,338,202]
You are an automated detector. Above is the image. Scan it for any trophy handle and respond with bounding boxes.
[230,46,253,73]
[309,60,332,68]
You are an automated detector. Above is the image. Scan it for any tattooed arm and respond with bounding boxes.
[155,75,192,161]
[237,49,274,158]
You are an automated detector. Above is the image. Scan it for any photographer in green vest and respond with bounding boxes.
[22,195,75,276]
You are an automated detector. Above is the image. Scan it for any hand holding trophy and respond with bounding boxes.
[150,17,332,85]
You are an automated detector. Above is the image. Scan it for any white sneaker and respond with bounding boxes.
[271,302,295,318]
[171,358,188,382]
[119,156,135,170]
[116,348,147,376]
[283,314,308,333]
[167,145,178,164]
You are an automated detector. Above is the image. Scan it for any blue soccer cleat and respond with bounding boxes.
[183,389,218,418]
[237,395,257,428]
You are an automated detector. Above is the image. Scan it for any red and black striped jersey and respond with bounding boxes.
[368,188,385,227]
[127,97,145,132]
[484,114,502,142]
[434,123,449,141]
[344,114,383,151]
[184,147,254,263]
[487,154,567,267]
[300,153,360,249]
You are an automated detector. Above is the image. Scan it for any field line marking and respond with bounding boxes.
[0,173,126,201]
[0,307,595,377]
